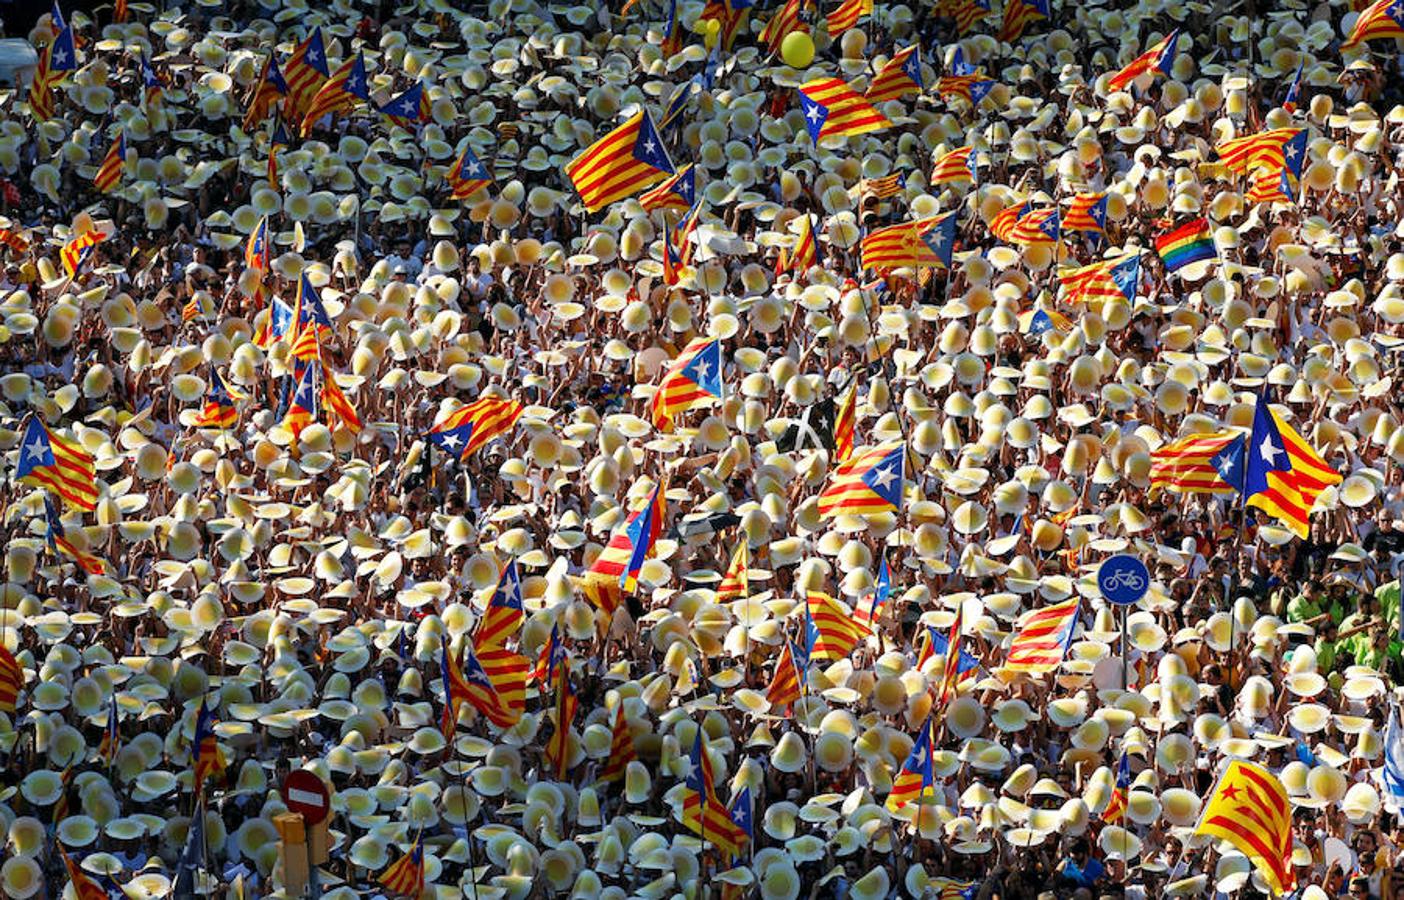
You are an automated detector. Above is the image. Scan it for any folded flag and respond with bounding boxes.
[916,624,981,678]
[640,163,696,212]
[1150,431,1245,495]
[1195,760,1295,895]
[1106,29,1179,91]
[544,662,577,780]
[1344,0,1404,47]
[1281,60,1304,112]
[192,368,238,429]
[429,396,524,460]
[320,367,362,434]
[244,216,270,272]
[989,201,1029,241]
[825,0,872,35]
[681,728,751,855]
[765,641,804,709]
[1243,389,1342,538]
[1062,192,1109,234]
[941,0,990,34]
[378,833,425,899]
[254,297,293,348]
[998,0,1049,41]
[1154,218,1215,274]
[98,692,120,766]
[760,0,807,54]
[1019,306,1073,336]
[715,541,750,603]
[1005,597,1079,673]
[659,80,698,132]
[61,229,106,277]
[192,698,227,792]
[44,494,104,575]
[651,336,723,429]
[788,212,822,274]
[798,77,891,143]
[865,45,923,103]
[853,554,890,627]
[834,382,856,461]
[806,591,873,661]
[1102,751,1130,822]
[566,110,674,213]
[1058,253,1140,304]
[0,644,20,713]
[937,603,964,706]
[17,416,98,511]
[620,476,667,592]
[447,143,493,200]
[580,476,672,615]
[885,716,937,812]
[699,0,753,51]
[93,134,125,193]
[930,146,975,185]
[243,54,289,130]
[661,0,683,55]
[861,172,906,199]
[1006,206,1060,245]
[818,441,905,518]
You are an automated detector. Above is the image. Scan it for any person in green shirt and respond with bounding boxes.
[1287,578,1326,624]
[1339,593,1382,666]
[1376,578,1400,636]
[1315,619,1340,675]
[1355,627,1393,673]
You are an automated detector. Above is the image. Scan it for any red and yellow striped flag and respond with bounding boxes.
[1343,0,1404,47]
[1215,128,1302,176]
[596,705,637,783]
[817,441,905,518]
[565,110,674,213]
[92,134,125,193]
[765,642,803,709]
[1005,598,1079,673]
[825,0,871,35]
[865,45,923,103]
[715,541,750,602]
[1195,760,1295,895]
[798,77,891,142]
[806,591,872,661]
[930,146,974,185]
[760,0,807,54]
[0,645,20,713]
[17,417,98,511]
[834,383,855,462]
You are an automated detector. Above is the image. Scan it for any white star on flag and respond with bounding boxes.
[439,432,462,449]
[24,437,47,462]
[1259,436,1282,466]
[870,463,898,490]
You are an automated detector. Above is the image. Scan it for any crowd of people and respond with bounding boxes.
[2,0,1404,897]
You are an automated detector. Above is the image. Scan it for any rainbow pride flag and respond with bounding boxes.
[1154,218,1215,274]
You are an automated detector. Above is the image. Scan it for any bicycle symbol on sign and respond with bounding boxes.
[1101,570,1146,592]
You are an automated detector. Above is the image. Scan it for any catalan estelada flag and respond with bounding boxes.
[192,368,238,429]
[244,216,270,273]
[544,663,577,780]
[1281,60,1305,113]
[17,417,97,511]
[1246,167,1296,206]
[1344,0,1404,46]
[941,0,990,34]
[1005,597,1079,673]
[300,51,369,135]
[1062,192,1109,234]
[834,382,855,462]
[1154,218,1216,274]
[825,0,871,35]
[1149,431,1244,495]
[28,40,55,121]
[281,364,317,439]
[429,396,524,459]
[288,272,333,362]
[192,698,226,793]
[44,494,104,574]
[699,0,753,51]
[860,213,955,271]
[243,53,288,131]
[865,45,922,103]
[640,163,696,212]
[1102,752,1130,823]
[1195,760,1295,895]
[470,646,525,728]
[885,717,937,812]
[597,705,637,784]
[620,477,667,592]
[818,441,905,518]
[566,110,674,213]
[0,645,21,713]
[788,212,822,273]
[1214,128,1303,176]
[1006,206,1060,245]
[61,229,106,277]
[715,541,750,602]
[580,477,670,615]
[98,693,120,766]
[140,55,163,110]
[661,0,684,55]
[447,143,492,200]
[861,172,906,199]
[378,833,425,899]
[475,560,524,649]
[254,297,293,349]
[651,337,723,429]
[320,368,362,434]
[60,848,108,900]
[380,81,428,128]
[930,146,975,185]
[1021,306,1073,336]
[936,603,964,706]
[805,591,872,660]
[798,78,890,143]
[1058,253,1140,304]
[1242,389,1341,538]
[92,133,125,193]
[681,729,751,855]
[854,554,890,627]
[534,624,565,687]
[765,641,804,709]
[282,27,329,119]
[1106,29,1179,91]
[915,624,980,678]
[997,0,1049,41]
[760,0,806,54]
[440,641,472,738]
[989,201,1029,241]
[659,80,697,132]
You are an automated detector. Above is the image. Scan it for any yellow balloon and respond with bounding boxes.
[703,17,721,48]
[780,31,814,68]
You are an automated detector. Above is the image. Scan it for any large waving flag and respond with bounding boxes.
[17,417,97,511]
[378,834,425,899]
[818,441,905,518]
[934,74,996,105]
[580,478,671,615]
[1154,218,1216,274]
[1150,431,1244,495]
[885,717,937,812]
[1005,597,1079,673]
[825,0,872,34]
[1214,128,1303,176]
[715,541,750,602]
[1062,192,1109,234]
[0,645,20,713]
[1195,761,1294,895]
[760,0,806,54]
[1106,29,1180,91]
[300,51,369,135]
[798,78,891,142]
[681,729,751,855]
[651,337,723,429]
[998,0,1049,41]
[865,45,923,103]
[1242,390,1342,538]
[243,54,289,130]
[475,560,524,648]
[282,28,329,119]
[93,134,125,193]
[447,143,493,200]
[1344,0,1404,46]
[566,110,674,213]
[1058,254,1140,304]
[44,495,104,575]
[806,591,872,660]
[930,146,975,186]
[640,163,696,212]
[192,368,238,429]
[860,212,956,271]
[429,396,525,460]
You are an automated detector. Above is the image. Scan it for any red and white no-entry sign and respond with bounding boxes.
[282,770,331,825]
